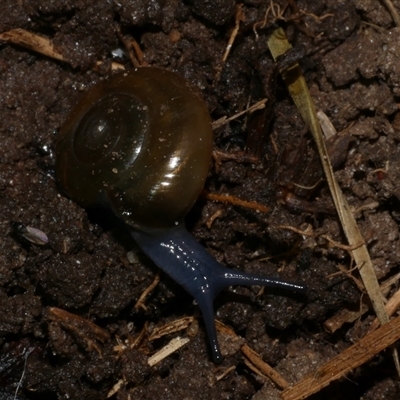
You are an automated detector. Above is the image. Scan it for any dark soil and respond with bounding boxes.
[1,0,400,399]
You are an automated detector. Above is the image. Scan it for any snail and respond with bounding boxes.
[55,67,305,363]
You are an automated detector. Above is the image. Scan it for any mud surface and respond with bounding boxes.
[1,0,400,399]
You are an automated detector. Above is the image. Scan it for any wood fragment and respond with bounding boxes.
[148,317,194,341]
[111,61,125,70]
[47,307,110,342]
[0,28,65,61]
[324,306,368,333]
[281,315,400,400]
[205,209,225,229]
[114,322,149,355]
[369,287,400,332]
[47,307,110,355]
[148,336,190,366]
[107,379,124,398]
[203,189,270,213]
[242,344,289,390]
[212,149,259,165]
[215,319,238,336]
[325,273,400,333]
[380,272,400,294]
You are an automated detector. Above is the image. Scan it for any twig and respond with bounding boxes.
[148,317,194,341]
[242,344,289,389]
[203,189,270,213]
[47,307,110,355]
[281,315,400,400]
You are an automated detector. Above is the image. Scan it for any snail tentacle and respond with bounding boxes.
[131,224,305,363]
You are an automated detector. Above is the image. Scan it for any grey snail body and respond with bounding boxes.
[55,67,305,363]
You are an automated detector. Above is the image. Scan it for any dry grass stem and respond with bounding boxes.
[382,0,400,26]
[148,336,190,366]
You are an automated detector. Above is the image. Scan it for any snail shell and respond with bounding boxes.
[55,67,212,231]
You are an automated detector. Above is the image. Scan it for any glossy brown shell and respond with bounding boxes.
[55,67,213,232]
